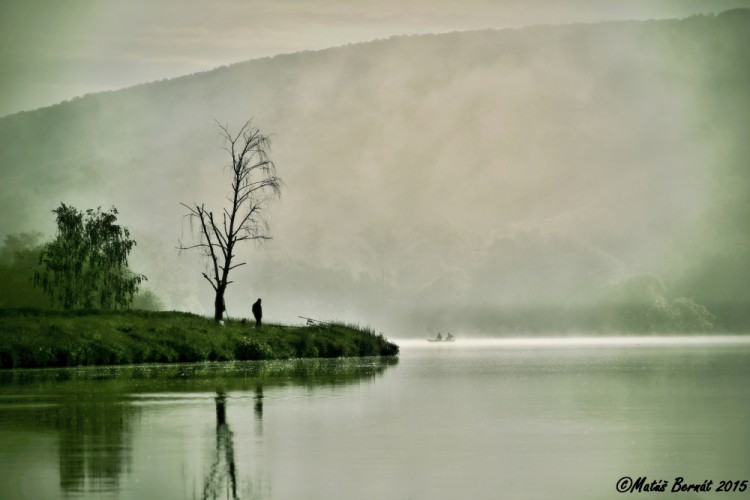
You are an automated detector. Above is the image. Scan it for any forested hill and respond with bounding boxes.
[1,10,749,334]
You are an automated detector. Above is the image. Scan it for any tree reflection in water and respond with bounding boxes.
[203,391,238,500]
[0,391,139,494]
[56,395,137,493]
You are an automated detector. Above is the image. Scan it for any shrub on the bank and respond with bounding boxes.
[235,336,274,360]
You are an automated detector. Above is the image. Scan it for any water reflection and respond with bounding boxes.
[1,346,749,499]
[254,386,263,420]
[57,395,137,494]
[0,357,397,499]
[0,391,138,494]
[203,391,238,500]
[254,385,264,438]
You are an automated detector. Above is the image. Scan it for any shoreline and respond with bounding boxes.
[0,309,399,370]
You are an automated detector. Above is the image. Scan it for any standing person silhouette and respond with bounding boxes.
[252,298,263,327]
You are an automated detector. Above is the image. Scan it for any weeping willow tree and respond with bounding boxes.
[34,204,146,309]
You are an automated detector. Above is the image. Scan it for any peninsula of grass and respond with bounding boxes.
[0,309,399,369]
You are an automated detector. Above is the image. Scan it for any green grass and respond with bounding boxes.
[0,309,399,369]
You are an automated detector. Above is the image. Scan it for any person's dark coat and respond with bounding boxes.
[252,298,263,326]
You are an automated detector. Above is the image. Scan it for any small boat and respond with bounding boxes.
[427,334,456,343]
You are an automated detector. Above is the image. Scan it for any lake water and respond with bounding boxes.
[1,337,749,499]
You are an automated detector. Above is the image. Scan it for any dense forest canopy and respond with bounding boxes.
[1,10,749,334]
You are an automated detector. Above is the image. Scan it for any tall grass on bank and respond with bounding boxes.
[0,309,399,369]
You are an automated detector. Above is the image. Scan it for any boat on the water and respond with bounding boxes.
[427,333,456,343]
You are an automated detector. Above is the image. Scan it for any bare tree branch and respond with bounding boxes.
[202,272,218,291]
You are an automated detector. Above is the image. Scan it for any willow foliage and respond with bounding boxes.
[34,204,146,309]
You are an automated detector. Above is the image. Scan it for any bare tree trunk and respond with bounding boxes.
[214,289,225,322]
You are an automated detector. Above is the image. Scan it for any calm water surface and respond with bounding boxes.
[1,338,749,499]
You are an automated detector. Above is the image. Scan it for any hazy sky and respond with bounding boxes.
[2,0,750,117]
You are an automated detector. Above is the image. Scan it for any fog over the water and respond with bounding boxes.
[1,10,749,336]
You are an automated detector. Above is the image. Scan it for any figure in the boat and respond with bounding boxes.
[446,333,454,341]
[435,332,443,341]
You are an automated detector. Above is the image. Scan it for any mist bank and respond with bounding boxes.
[0,234,728,337]
[242,258,721,336]
[1,10,750,333]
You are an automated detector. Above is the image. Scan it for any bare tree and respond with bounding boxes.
[180,120,281,322]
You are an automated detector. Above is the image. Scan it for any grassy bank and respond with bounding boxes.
[0,309,399,369]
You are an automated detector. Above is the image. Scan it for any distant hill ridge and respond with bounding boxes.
[3,8,748,118]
